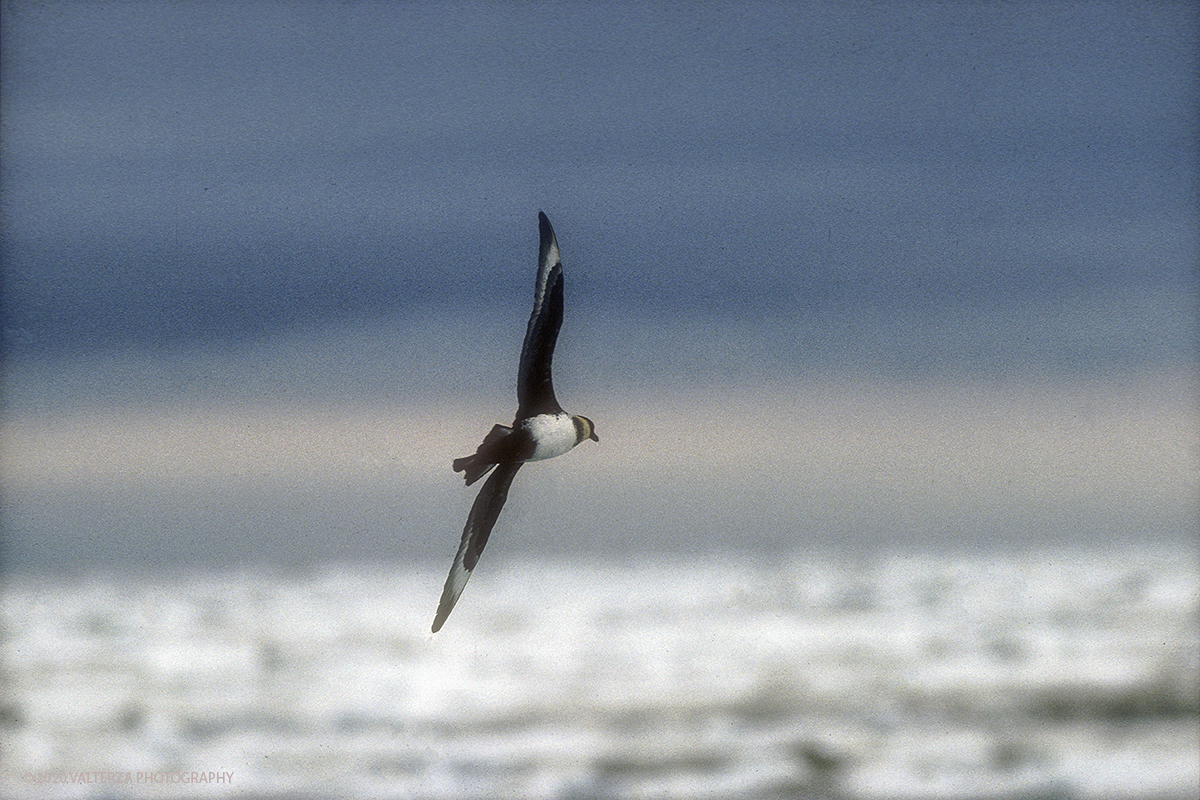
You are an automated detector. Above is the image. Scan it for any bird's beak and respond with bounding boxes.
[589,431,600,443]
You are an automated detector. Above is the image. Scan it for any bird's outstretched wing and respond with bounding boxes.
[516,212,565,418]
[431,461,523,633]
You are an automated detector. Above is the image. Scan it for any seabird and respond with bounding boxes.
[431,212,598,633]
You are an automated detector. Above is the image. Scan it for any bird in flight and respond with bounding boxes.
[431,212,598,633]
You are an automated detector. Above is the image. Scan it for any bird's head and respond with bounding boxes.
[572,415,599,444]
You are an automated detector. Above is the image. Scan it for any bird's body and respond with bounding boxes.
[524,412,593,461]
[431,212,598,633]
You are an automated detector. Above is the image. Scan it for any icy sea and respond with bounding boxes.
[3,548,1197,800]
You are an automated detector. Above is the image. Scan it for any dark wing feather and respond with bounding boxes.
[430,461,523,632]
[516,212,565,418]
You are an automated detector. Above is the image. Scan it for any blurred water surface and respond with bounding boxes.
[3,548,1196,799]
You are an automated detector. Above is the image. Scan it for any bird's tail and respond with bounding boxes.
[452,455,496,486]
[453,423,512,486]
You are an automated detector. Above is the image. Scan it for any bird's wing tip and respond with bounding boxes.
[431,597,455,633]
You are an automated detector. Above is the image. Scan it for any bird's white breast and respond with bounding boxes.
[525,413,579,461]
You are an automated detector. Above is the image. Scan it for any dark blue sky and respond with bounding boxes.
[3,1,1196,378]
[2,2,1198,572]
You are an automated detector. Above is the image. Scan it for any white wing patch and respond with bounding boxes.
[432,556,472,633]
[431,541,472,633]
[532,248,560,312]
[531,211,562,316]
